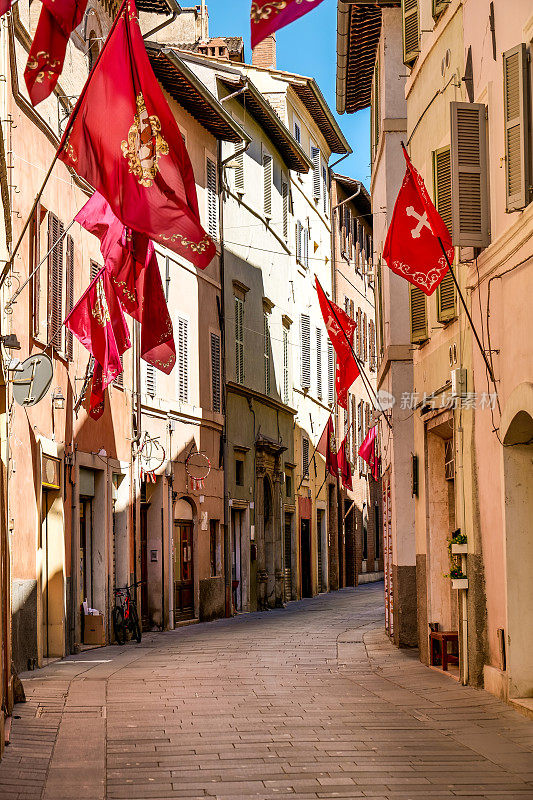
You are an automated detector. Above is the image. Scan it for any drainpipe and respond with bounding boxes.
[142,0,181,41]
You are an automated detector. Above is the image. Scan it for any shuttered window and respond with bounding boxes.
[146,364,156,397]
[115,355,124,389]
[303,226,309,269]
[296,220,302,263]
[356,307,362,358]
[357,400,364,474]
[402,0,419,66]
[300,313,311,388]
[47,213,64,350]
[263,153,273,217]
[369,320,376,370]
[316,327,322,399]
[90,260,100,280]
[302,436,309,479]
[235,296,244,384]
[30,204,41,338]
[234,142,245,194]
[503,44,529,211]
[437,271,457,323]
[264,312,271,395]
[322,165,328,215]
[211,332,221,413]
[363,312,368,361]
[327,340,334,405]
[450,102,489,248]
[311,146,321,201]
[178,317,189,402]
[282,180,289,239]
[344,207,351,258]
[433,145,457,322]
[410,285,428,343]
[376,257,384,356]
[283,327,289,405]
[65,235,74,361]
[294,120,301,144]
[206,157,218,240]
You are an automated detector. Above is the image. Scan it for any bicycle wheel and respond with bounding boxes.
[129,603,142,643]
[112,606,125,645]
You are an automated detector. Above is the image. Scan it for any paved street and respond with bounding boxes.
[1,583,533,800]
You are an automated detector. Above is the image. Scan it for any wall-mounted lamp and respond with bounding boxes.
[51,387,65,409]
[1,334,21,350]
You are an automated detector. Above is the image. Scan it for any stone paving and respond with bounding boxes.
[1,583,533,800]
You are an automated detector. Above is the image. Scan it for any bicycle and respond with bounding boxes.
[112,583,142,645]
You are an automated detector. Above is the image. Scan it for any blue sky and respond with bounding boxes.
[207,0,371,186]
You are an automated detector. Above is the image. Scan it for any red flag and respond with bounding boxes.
[0,0,13,17]
[25,0,88,106]
[251,0,325,48]
[89,363,105,420]
[317,415,337,477]
[358,425,379,481]
[338,436,352,491]
[383,144,454,296]
[64,268,130,388]
[59,0,215,269]
[315,277,360,409]
[75,193,176,374]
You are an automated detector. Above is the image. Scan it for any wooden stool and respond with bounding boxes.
[430,631,459,671]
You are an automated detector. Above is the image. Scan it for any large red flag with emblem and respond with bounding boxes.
[58,0,215,269]
[338,435,352,491]
[25,0,88,105]
[251,0,326,48]
[75,192,176,374]
[358,425,379,481]
[315,277,359,410]
[317,415,337,477]
[383,144,453,296]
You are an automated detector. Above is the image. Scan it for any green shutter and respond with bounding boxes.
[450,102,490,248]
[410,285,428,343]
[433,146,456,323]
[402,0,419,66]
[437,272,456,323]
[503,44,529,211]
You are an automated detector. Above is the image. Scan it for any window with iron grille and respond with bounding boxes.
[178,316,189,402]
[300,314,311,388]
[206,157,218,240]
[211,332,221,413]
[235,296,244,384]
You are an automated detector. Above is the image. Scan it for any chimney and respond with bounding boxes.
[252,33,276,70]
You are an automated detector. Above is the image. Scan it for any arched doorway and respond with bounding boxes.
[503,407,533,699]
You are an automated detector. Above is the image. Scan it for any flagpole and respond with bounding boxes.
[436,238,496,386]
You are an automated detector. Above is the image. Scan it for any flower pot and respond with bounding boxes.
[452,577,468,590]
[451,543,468,555]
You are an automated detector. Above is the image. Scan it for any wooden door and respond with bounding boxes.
[300,519,312,598]
[173,522,194,620]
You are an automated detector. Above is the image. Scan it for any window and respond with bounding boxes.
[374,503,380,559]
[65,235,74,361]
[356,307,362,358]
[235,457,244,486]
[263,312,271,395]
[263,153,273,217]
[369,320,376,371]
[30,203,44,338]
[300,313,311,389]
[283,327,289,405]
[433,146,452,235]
[294,120,301,144]
[47,213,64,350]
[282,180,289,239]
[296,221,308,268]
[410,285,428,343]
[177,317,188,402]
[503,44,530,211]
[322,165,328,215]
[444,439,454,481]
[302,436,309,479]
[303,225,309,269]
[344,206,351,258]
[115,354,124,389]
[376,257,384,357]
[211,332,221,413]
[316,327,322,399]
[402,0,419,66]
[235,296,244,384]
[363,313,368,362]
[357,400,364,474]
[234,141,245,194]
[327,340,334,405]
[146,363,156,396]
[311,145,321,201]
[285,471,292,498]
[362,505,368,560]
[90,260,100,280]
[437,272,457,323]
[206,157,218,240]
[210,520,218,576]
[450,102,489,248]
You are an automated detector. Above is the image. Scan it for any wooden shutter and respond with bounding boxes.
[302,436,309,478]
[47,213,64,350]
[369,320,376,370]
[363,313,368,361]
[234,142,244,193]
[503,44,529,211]
[296,220,302,263]
[316,327,322,399]
[402,0,419,66]
[327,340,334,405]
[311,146,321,200]
[263,312,270,395]
[432,0,447,19]
[90,259,100,280]
[282,181,288,239]
[263,153,272,217]
[30,204,41,338]
[303,226,309,269]
[450,102,489,248]
[356,307,362,357]
[294,121,301,144]
[146,364,156,396]
[283,328,289,404]
[433,146,452,235]
[178,317,189,401]
[300,313,311,388]
[410,285,428,343]
[65,235,74,360]
[210,332,221,413]
[322,165,328,215]
[235,296,244,384]
[115,354,124,388]
[206,157,218,239]
[377,257,384,356]
[437,271,457,322]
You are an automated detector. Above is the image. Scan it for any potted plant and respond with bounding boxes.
[450,530,468,555]
[449,565,468,590]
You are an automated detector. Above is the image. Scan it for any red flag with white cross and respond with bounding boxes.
[315,276,360,410]
[382,144,453,296]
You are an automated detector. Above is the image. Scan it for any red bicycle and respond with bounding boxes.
[112,583,142,644]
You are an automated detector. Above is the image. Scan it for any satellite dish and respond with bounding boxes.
[12,354,53,407]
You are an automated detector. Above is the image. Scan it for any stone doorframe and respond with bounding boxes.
[255,435,287,610]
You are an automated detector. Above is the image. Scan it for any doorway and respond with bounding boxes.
[173,522,194,621]
[79,497,93,611]
[231,509,243,611]
[140,502,149,630]
[300,519,312,598]
[284,514,292,601]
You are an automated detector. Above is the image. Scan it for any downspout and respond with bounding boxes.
[142,0,182,40]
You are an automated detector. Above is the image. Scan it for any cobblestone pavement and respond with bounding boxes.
[1,583,533,800]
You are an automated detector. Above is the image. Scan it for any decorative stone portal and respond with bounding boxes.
[255,435,286,609]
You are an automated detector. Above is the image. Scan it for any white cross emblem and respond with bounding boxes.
[406,205,431,239]
[325,314,338,337]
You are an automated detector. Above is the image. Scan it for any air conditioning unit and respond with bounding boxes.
[451,367,466,398]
